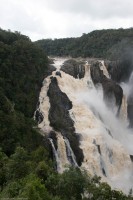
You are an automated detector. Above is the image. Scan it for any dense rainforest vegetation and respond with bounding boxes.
[0,28,133,199]
[36,28,133,59]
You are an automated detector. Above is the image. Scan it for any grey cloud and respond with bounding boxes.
[0,0,46,37]
[43,0,133,19]
[0,0,133,40]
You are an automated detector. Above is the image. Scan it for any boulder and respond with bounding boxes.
[61,59,85,79]
[56,71,62,77]
[34,109,44,124]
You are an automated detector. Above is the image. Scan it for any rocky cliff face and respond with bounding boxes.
[47,76,84,166]
[105,59,133,126]
[105,58,133,83]
[127,74,133,128]
[127,101,133,128]
[90,61,123,115]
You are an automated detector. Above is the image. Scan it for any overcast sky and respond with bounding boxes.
[0,0,133,41]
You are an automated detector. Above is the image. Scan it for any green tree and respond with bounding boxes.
[6,147,29,180]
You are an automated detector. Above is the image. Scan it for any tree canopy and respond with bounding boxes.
[36,28,133,59]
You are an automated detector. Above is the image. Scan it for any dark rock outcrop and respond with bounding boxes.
[105,60,133,126]
[102,76,123,114]
[90,61,123,115]
[43,64,56,79]
[56,71,62,77]
[130,155,133,162]
[47,77,73,130]
[61,59,85,79]
[34,109,44,124]
[105,59,133,83]
[127,91,133,128]
[128,104,133,128]
[90,61,103,84]
[127,73,133,128]
[47,77,84,166]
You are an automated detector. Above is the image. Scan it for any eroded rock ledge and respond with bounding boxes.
[90,61,123,115]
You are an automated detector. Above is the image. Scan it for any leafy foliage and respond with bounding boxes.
[36,28,133,59]
[0,29,49,155]
[1,148,132,200]
[0,29,48,117]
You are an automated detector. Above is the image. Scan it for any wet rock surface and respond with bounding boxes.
[128,91,133,128]
[43,64,56,79]
[61,59,85,79]
[47,76,84,166]
[90,61,123,114]
[34,109,44,124]
[56,71,62,77]
[105,60,133,126]
[105,59,133,83]
[90,61,103,84]
[102,76,123,115]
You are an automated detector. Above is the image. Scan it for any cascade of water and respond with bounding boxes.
[64,137,78,167]
[49,138,62,172]
[52,57,68,70]
[78,87,133,154]
[55,58,133,192]
[56,133,70,172]
[37,57,133,194]
[120,71,133,125]
[119,95,127,122]
[36,76,52,134]
[99,60,110,78]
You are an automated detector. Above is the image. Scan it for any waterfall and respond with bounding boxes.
[49,138,62,172]
[99,60,110,78]
[49,135,78,172]
[52,57,68,70]
[120,71,133,125]
[119,95,127,122]
[56,133,70,172]
[64,137,78,167]
[37,57,133,194]
[55,58,133,193]
[37,76,52,134]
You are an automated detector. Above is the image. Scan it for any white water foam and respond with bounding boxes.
[55,58,133,193]
[38,57,133,193]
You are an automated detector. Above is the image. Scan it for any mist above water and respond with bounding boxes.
[77,86,133,155]
[121,71,133,99]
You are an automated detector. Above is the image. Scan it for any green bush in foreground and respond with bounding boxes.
[0,148,132,200]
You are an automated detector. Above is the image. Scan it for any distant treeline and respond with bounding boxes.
[36,28,133,59]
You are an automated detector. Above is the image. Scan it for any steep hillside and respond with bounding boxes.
[0,29,51,155]
[36,28,133,59]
